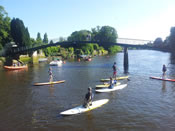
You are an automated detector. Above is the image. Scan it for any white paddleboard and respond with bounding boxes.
[60,99,109,115]
[95,84,127,93]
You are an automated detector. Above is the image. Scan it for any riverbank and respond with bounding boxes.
[0,57,5,66]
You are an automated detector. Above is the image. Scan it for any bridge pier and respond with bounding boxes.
[123,47,129,73]
[4,55,20,66]
[4,56,13,66]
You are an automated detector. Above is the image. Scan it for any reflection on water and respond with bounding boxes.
[162,81,166,92]
[1,50,175,130]
[170,53,175,64]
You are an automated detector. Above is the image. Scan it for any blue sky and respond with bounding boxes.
[1,0,175,41]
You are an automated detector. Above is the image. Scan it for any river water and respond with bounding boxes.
[0,50,175,130]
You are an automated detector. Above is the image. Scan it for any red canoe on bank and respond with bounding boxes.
[150,76,175,82]
[4,65,28,70]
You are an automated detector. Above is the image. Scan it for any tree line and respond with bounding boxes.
[0,5,122,59]
[153,27,175,53]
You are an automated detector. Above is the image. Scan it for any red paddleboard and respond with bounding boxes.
[150,76,175,82]
[4,65,28,70]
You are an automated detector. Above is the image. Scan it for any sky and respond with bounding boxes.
[1,0,175,41]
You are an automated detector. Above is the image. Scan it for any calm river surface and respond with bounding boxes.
[1,50,175,130]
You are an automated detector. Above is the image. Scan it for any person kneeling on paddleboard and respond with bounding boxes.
[83,87,93,108]
[108,77,115,89]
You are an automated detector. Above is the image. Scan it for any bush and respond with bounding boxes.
[108,45,122,54]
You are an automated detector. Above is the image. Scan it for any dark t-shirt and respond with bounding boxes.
[85,92,92,100]
[162,66,167,72]
[112,65,116,71]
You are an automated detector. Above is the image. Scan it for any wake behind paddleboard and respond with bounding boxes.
[100,76,129,82]
[34,80,65,86]
[95,84,127,93]
[150,76,175,82]
[60,99,109,115]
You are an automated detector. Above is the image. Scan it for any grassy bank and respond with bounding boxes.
[19,56,32,63]
[0,57,5,65]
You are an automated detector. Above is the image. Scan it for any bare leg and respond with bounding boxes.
[50,75,53,82]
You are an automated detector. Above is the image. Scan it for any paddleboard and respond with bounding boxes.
[150,76,175,82]
[95,84,127,93]
[100,76,129,82]
[34,80,65,86]
[96,82,121,88]
[60,99,109,115]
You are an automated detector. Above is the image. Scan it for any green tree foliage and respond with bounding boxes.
[43,33,48,44]
[36,32,42,46]
[108,45,122,54]
[153,37,163,47]
[92,26,117,43]
[75,49,84,56]
[68,47,74,54]
[44,25,119,57]
[67,30,91,41]
[0,6,11,48]
[30,38,36,46]
[93,44,99,50]
[43,46,60,56]
[49,40,54,44]
[81,44,94,54]
[91,26,100,41]
[11,18,31,47]
[59,36,66,42]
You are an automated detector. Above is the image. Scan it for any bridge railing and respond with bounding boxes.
[8,39,154,56]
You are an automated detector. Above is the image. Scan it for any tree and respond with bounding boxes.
[95,26,118,43]
[36,32,42,46]
[91,26,118,49]
[169,27,175,52]
[43,33,48,44]
[11,18,31,47]
[30,38,36,46]
[91,26,100,41]
[59,36,66,42]
[0,6,11,48]
[67,30,91,41]
[108,45,122,54]
[153,37,163,47]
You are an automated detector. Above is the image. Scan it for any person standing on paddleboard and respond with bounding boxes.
[162,64,167,78]
[112,62,117,78]
[49,67,53,82]
[83,87,93,108]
